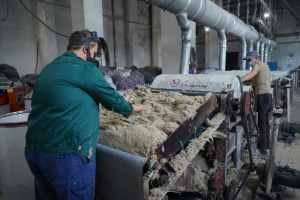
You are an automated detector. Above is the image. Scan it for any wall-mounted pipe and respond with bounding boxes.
[255,41,260,53]
[240,37,247,70]
[142,0,278,72]
[218,30,227,71]
[254,18,274,39]
[247,40,253,52]
[260,42,265,62]
[264,45,269,63]
[176,13,192,74]
[142,0,278,48]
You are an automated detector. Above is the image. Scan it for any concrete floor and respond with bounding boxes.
[0,88,299,200]
[277,88,300,200]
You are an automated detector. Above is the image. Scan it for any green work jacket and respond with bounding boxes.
[25,51,133,157]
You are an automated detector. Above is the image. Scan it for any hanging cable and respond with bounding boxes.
[252,0,257,24]
[35,42,39,74]
[0,0,9,22]
[246,0,249,25]
[259,2,263,33]
[237,0,240,19]
[19,0,68,38]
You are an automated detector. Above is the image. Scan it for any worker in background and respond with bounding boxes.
[240,50,272,156]
[25,29,147,200]
[189,62,197,74]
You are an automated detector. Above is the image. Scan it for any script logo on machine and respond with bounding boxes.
[170,78,208,89]
[170,79,181,87]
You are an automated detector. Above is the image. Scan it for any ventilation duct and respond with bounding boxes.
[264,45,269,62]
[143,0,278,71]
[254,18,274,39]
[218,30,226,71]
[260,42,265,62]
[176,13,192,74]
[240,37,247,70]
[247,40,254,52]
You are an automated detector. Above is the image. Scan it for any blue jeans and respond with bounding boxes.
[25,149,96,200]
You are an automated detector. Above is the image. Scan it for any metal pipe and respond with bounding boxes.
[218,29,227,71]
[255,41,261,53]
[258,0,281,29]
[254,18,274,39]
[260,42,265,62]
[240,37,247,70]
[247,40,253,52]
[142,0,278,48]
[266,107,282,194]
[286,84,291,123]
[264,45,269,63]
[176,13,192,74]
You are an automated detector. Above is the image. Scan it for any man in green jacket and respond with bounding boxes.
[25,29,147,200]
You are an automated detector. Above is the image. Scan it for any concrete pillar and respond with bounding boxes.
[34,0,58,73]
[205,29,219,69]
[151,5,162,67]
[112,0,126,67]
[124,0,139,68]
[70,0,104,37]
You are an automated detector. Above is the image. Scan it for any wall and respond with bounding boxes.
[271,9,300,70]
[0,0,71,77]
[0,0,37,76]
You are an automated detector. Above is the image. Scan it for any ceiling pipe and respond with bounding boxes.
[279,0,300,25]
[142,0,278,71]
[247,40,254,52]
[141,0,279,45]
[258,0,281,28]
[260,42,265,62]
[254,18,274,39]
[176,13,192,74]
[240,37,247,70]
[218,30,227,71]
[264,45,269,63]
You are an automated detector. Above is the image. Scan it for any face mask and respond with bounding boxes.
[86,48,100,67]
[248,60,255,67]
[87,57,100,67]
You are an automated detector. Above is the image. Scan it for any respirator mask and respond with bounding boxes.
[69,31,101,67]
[248,60,255,67]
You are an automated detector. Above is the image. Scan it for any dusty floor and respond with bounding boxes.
[0,87,299,200]
[276,88,300,200]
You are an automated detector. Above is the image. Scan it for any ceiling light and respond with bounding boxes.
[205,27,210,32]
[264,13,269,18]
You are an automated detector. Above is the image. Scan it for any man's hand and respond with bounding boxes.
[132,104,147,112]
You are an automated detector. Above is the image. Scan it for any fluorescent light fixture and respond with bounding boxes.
[264,13,269,18]
[205,27,210,32]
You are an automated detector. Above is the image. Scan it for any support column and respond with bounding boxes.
[112,0,126,67]
[35,0,58,73]
[124,0,139,68]
[70,0,104,37]
[151,5,162,67]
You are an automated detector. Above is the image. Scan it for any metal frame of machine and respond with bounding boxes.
[95,74,262,200]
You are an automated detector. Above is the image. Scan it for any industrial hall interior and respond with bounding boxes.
[1,0,300,200]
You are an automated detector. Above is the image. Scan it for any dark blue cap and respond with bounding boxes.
[243,51,260,60]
